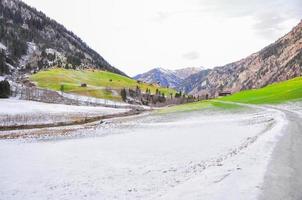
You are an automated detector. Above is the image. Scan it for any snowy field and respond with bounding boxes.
[0,99,129,126]
[0,102,293,200]
[60,92,131,107]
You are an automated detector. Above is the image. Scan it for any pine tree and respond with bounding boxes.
[0,80,10,98]
[121,88,127,101]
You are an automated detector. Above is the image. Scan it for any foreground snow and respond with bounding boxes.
[0,102,292,200]
[0,99,129,126]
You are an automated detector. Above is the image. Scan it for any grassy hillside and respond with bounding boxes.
[220,76,302,104]
[30,68,176,101]
[160,76,302,113]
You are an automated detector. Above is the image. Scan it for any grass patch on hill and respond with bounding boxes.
[220,76,302,104]
[30,68,176,101]
[159,76,302,113]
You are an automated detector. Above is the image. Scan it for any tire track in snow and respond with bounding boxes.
[154,100,289,199]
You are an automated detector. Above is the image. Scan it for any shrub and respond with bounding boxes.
[0,80,10,98]
[120,88,127,101]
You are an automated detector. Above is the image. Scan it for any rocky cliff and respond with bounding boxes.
[181,20,302,97]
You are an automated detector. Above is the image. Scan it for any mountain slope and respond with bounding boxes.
[182,20,302,97]
[30,68,177,101]
[0,0,126,77]
[134,67,203,89]
[220,76,302,104]
[173,67,204,79]
[163,76,302,113]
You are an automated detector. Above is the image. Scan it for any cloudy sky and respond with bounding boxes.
[23,0,301,76]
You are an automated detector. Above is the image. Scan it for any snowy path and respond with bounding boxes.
[259,106,302,200]
[0,101,301,199]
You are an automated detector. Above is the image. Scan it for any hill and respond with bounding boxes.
[30,68,176,101]
[0,0,126,78]
[180,20,302,98]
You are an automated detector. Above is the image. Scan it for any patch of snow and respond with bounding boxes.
[271,101,302,117]
[6,63,15,70]
[60,92,133,108]
[0,42,7,50]
[0,99,129,126]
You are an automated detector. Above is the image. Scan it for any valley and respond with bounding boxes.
[1,94,302,199]
[2,76,302,199]
[0,0,302,199]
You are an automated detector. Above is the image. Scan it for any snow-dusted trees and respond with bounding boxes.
[0,50,9,75]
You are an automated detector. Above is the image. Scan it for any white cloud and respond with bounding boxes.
[183,51,200,60]
[22,0,301,76]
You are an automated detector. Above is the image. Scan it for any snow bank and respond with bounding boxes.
[271,101,302,117]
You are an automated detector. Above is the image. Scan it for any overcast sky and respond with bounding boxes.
[23,0,301,76]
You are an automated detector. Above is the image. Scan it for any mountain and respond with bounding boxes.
[181,20,302,98]
[134,67,203,89]
[0,0,126,78]
[173,67,204,79]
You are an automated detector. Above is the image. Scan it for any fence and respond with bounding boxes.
[10,83,133,109]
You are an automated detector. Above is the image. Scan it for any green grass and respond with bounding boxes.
[159,76,302,113]
[220,76,302,104]
[30,68,176,101]
[158,101,212,113]
[158,100,243,113]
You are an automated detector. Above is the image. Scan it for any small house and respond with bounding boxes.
[218,91,231,96]
[81,83,87,87]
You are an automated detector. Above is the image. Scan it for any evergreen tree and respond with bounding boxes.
[0,80,10,98]
[120,88,127,101]
[0,51,9,75]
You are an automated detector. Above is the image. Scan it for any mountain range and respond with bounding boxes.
[135,20,302,97]
[133,67,203,89]
[1,0,301,100]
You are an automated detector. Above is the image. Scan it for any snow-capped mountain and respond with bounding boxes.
[174,67,204,79]
[133,67,203,89]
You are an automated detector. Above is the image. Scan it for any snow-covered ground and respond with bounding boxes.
[271,101,302,117]
[0,99,129,126]
[60,92,133,107]
[0,102,293,200]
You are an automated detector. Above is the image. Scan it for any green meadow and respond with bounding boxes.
[160,76,302,113]
[30,68,176,101]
